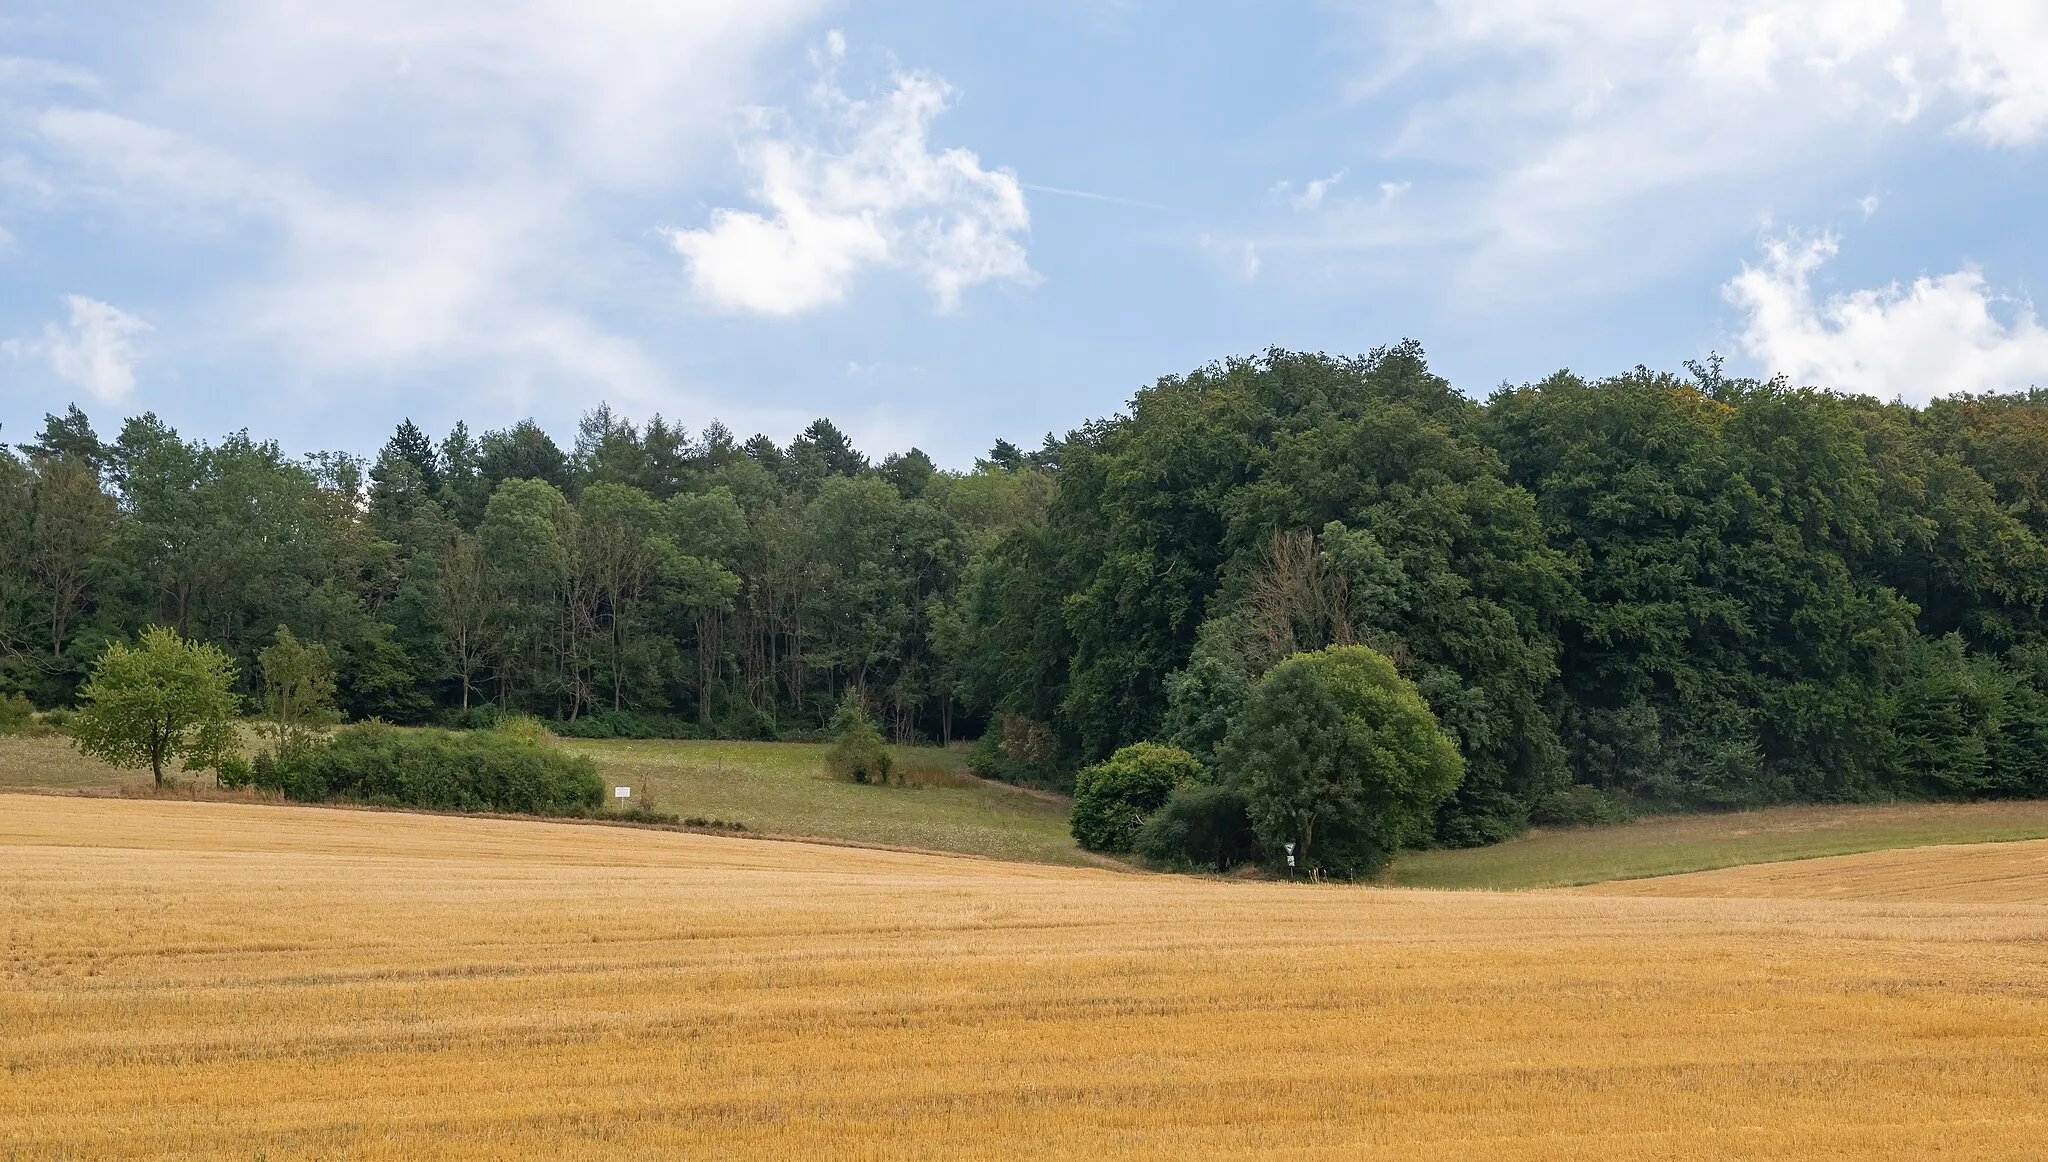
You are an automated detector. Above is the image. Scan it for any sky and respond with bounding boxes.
[3,0,2048,468]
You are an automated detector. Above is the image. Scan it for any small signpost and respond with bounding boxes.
[614,786,631,800]
[1284,842,1296,871]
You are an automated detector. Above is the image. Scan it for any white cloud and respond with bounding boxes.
[1274,171,1346,211]
[1944,0,2048,144]
[4,1,826,412]
[668,39,1033,315]
[1726,232,2048,401]
[1333,0,2048,280]
[4,295,154,402]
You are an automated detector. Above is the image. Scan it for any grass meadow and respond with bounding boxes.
[1386,799,2048,889]
[7,794,2048,1160]
[0,731,1100,866]
[560,737,1101,866]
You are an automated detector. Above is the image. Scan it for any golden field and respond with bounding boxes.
[1582,834,2048,903]
[7,794,2048,1160]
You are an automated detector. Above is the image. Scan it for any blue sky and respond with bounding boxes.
[4,1,2048,467]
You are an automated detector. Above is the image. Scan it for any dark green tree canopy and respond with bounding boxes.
[1223,645,1463,878]
[18,344,2048,861]
[1069,741,1205,853]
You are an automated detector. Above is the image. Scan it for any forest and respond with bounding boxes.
[10,341,2048,846]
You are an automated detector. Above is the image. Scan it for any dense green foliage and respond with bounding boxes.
[1069,742,1205,852]
[1132,783,1258,872]
[1,405,1046,746]
[1223,646,1464,877]
[258,626,341,763]
[825,695,894,784]
[282,722,603,814]
[20,343,2048,853]
[953,348,2048,845]
[70,626,240,786]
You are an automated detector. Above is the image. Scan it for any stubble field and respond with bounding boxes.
[7,793,2048,1160]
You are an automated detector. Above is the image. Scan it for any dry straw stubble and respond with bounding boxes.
[5,795,2048,1159]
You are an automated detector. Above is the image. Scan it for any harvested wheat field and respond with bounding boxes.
[7,795,2048,1160]
[1583,835,2048,903]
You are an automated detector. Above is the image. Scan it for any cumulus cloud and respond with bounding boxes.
[4,295,154,402]
[668,37,1033,315]
[1339,0,2048,276]
[1726,233,2048,401]
[1944,0,2048,145]
[4,1,825,412]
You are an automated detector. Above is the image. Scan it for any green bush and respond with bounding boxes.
[1224,645,1464,879]
[1070,742,1205,853]
[216,754,254,790]
[0,693,34,733]
[1133,783,1258,872]
[1529,784,1639,827]
[826,696,893,784]
[251,749,285,792]
[287,722,603,814]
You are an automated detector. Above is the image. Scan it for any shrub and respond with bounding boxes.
[216,755,254,790]
[0,693,34,733]
[1070,742,1205,853]
[1529,784,1639,827]
[1133,783,1258,872]
[1223,645,1463,879]
[826,696,893,784]
[288,722,603,814]
[445,705,504,731]
[967,725,1075,793]
[251,750,285,791]
[40,706,75,731]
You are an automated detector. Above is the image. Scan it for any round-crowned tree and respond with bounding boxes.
[1070,742,1206,852]
[71,626,241,787]
[1222,645,1462,879]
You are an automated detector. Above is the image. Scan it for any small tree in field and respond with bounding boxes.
[1223,645,1462,879]
[1070,742,1205,853]
[259,626,341,763]
[72,626,240,787]
[826,693,893,784]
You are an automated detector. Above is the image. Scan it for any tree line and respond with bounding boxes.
[0,404,1049,747]
[11,342,2048,846]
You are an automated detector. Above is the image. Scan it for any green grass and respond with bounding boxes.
[560,738,1111,867]
[1385,800,2048,890]
[0,733,128,790]
[0,731,1103,868]
[21,729,2048,883]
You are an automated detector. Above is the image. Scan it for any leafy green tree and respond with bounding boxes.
[574,483,676,711]
[259,626,342,762]
[1069,742,1205,852]
[1223,645,1463,878]
[825,693,892,784]
[72,627,241,786]
[479,420,571,495]
[1134,783,1257,872]
[477,478,572,710]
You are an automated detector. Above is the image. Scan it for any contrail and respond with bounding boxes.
[1021,182,1167,211]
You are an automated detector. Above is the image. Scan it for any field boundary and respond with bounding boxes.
[0,783,1136,871]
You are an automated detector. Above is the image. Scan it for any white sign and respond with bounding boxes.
[614,786,631,799]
